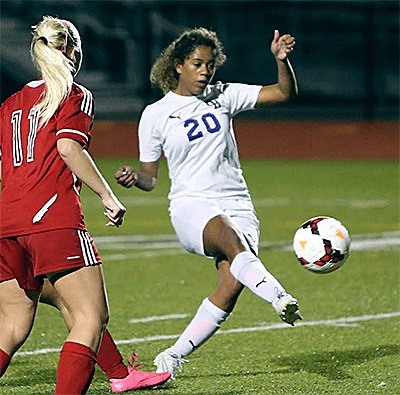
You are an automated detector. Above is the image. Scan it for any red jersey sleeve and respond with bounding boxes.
[0,106,3,160]
[55,84,94,148]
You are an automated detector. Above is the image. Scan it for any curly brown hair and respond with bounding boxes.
[150,27,227,94]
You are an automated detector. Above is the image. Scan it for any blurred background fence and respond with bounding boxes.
[1,0,398,159]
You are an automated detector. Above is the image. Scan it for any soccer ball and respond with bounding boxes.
[293,216,351,274]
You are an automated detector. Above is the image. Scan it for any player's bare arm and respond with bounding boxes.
[57,138,126,226]
[256,29,298,106]
[115,160,159,191]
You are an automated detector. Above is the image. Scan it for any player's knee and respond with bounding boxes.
[72,308,109,333]
[13,330,30,350]
[94,309,110,331]
[6,318,33,353]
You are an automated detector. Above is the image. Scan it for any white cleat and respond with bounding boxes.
[272,292,302,326]
[154,347,188,381]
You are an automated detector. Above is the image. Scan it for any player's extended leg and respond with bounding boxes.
[204,215,302,325]
[0,279,40,377]
[52,265,109,394]
[155,213,301,380]
[40,279,171,392]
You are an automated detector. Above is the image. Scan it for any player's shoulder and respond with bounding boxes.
[1,80,40,109]
[199,81,248,103]
[141,94,171,117]
[146,93,173,108]
[66,83,94,116]
[0,92,17,111]
[217,82,262,103]
[224,82,252,92]
[71,82,93,99]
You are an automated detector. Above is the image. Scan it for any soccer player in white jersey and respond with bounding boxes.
[116,27,301,380]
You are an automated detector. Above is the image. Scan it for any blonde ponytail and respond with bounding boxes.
[30,16,80,129]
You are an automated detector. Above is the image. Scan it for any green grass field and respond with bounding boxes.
[1,159,399,395]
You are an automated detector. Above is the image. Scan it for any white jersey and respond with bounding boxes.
[138,82,262,201]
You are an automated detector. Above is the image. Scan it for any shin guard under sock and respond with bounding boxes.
[172,298,229,357]
[231,251,285,303]
[55,341,96,394]
[96,330,128,379]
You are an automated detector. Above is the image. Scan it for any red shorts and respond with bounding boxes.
[0,229,101,291]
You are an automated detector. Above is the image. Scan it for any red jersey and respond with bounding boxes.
[0,80,94,237]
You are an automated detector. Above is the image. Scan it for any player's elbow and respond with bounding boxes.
[280,85,298,103]
[57,138,81,159]
[140,177,157,192]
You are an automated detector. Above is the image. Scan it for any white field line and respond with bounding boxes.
[129,313,189,324]
[96,231,400,261]
[102,249,188,261]
[15,312,400,357]
[254,198,392,209]
[84,196,168,206]
[84,196,393,209]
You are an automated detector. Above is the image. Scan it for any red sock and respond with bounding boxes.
[55,341,96,395]
[97,330,128,379]
[0,349,11,378]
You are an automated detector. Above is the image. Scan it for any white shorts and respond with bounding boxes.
[169,197,260,257]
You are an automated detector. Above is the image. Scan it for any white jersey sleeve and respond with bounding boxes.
[138,105,164,162]
[217,83,261,117]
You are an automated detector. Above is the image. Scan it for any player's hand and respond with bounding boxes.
[115,166,138,188]
[270,29,295,61]
[102,195,126,227]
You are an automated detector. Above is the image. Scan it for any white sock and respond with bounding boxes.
[230,251,285,303]
[171,298,229,357]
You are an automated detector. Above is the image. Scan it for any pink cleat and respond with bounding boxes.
[110,352,171,393]
[110,367,171,392]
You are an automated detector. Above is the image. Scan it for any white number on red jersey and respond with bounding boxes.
[11,108,39,166]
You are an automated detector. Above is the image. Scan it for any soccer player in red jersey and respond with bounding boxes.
[0,16,169,393]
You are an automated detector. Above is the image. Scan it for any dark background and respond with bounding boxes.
[1,0,399,121]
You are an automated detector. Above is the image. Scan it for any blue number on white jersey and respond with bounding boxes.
[185,113,221,142]
[185,118,202,142]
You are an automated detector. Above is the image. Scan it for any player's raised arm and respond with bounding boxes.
[256,29,298,106]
